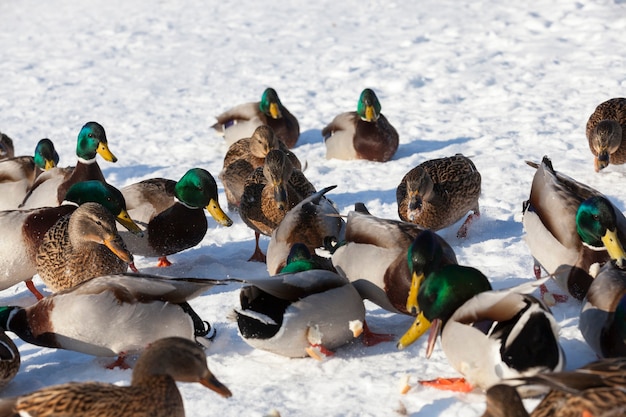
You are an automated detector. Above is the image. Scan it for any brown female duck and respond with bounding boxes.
[0,337,231,417]
[396,154,481,238]
[587,97,626,172]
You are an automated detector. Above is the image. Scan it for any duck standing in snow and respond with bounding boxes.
[522,156,626,302]
[586,97,626,172]
[239,149,316,262]
[220,125,301,210]
[119,167,233,268]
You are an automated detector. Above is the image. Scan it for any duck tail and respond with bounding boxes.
[177,302,216,343]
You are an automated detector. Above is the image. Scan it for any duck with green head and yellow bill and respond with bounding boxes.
[523,156,626,302]
[0,180,142,300]
[119,167,232,269]
[213,87,300,148]
[322,88,399,162]
[20,121,118,209]
[0,138,60,210]
[397,230,460,350]
[401,267,564,394]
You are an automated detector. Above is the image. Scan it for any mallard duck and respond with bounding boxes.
[266,185,344,275]
[20,121,117,209]
[35,202,133,292]
[522,156,626,301]
[234,265,365,359]
[0,337,231,417]
[0,138,59,210]
[414,275,564,393]
[213,87,300,149]
[0,273,224,362]
[239,149,316,262]
[586,97,626,172]
[0,132,14,160]
[0,180,142,299]
[219,125,301,210]
[322,88,399,162]
[579,260,626,358]
[483,357,626,417]
[119,168,233,268]
[396,154,481,238]
[331,209,456,315]
[0,331,19,390]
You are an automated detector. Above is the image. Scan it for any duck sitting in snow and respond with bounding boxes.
[586,97,626,172]
[0,337,232,417]
[219,125,301,210]
[0,180,142,299]
[406,270,564,393]
[396,154,481,238]
[239,149,316,262]
[0,138,59,210]
[20,121,118,209]
[322,88,399,162]
[580,259,626,358]
[213,87,300,149]
[119,168,233,268]
[0,273,224,367]
[522,156,626,302]
[0,331,19,390]
[266,185,344,275]
[234,245,365,360]
[482,357,626,417]
[330,208,456,315]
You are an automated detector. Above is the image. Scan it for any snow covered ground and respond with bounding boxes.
[0,0,624,415]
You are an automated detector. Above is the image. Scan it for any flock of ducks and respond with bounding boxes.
[0,92,624,415]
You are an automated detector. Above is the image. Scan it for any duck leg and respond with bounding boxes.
[534,261,568,305]
[156,257,172,267]
[248,231,267,263]
[104,353,131,370]
[25,279,44,300]
[419,377,473,393]
[361,320,394,347]
[456,209,480,239]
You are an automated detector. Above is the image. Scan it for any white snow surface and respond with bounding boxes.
[0,0,625,415]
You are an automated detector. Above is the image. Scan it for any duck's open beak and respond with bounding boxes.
[97,141,118,162]
[206,198,233,227]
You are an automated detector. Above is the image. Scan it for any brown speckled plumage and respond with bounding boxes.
[35,202,132,292]
[220,125,301,210]
[483,357,626,417]
[239,149,315,261]
[0,133,14,160]
[0,337,231,417]
[586,98,626,172]
[0,331,19,390]
[397,154,481,237]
